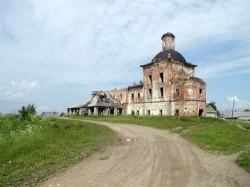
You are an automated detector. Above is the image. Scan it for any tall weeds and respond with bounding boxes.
[0,115,115,186]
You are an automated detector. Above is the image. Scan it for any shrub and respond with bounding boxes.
[236,146,250,172]
[18,104,36,120]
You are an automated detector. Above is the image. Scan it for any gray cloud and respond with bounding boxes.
[0,0,250,113]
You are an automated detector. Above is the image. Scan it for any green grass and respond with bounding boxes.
[182,123,250,154]
[68,115,225,131]
[69,115,250,172]
[0,115,115,186]
[231,121,250,130]
[236,146,250,172]
[1,114,249,186]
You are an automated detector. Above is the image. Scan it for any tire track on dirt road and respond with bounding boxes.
[39,121,250,187]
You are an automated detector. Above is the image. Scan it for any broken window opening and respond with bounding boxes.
[159,110,163,116]
[148,89,152,98]
[199,109,203,116]
[148,75,152,84]
[159,87,164,97]
[160,73,164,82]
[147,110,150,115]
[199,89,203,95]
[175,109,179,116]
[131,93,134,100]
[176,88,180,96]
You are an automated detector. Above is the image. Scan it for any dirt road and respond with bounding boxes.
[39,121,250,187]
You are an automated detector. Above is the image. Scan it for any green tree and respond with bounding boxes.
[18,104,36,120]
[244,108,250,112]
[26,104,36,115]
[209,101,217,111]
[217,110,221,117]
[209,101,221,117]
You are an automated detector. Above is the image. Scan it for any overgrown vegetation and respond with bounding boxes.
[236,146,250,172]
[0,115,115,186]
[182,123,249,154]
[69,115,250,172]
[1,109,249,187]
[18,104,36,120]
[232,120,250,130]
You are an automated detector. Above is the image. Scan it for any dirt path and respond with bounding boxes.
[39,121,250,187]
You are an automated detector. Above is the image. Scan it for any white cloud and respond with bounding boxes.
[0,80,39,101]
[227,96,240,103]
[230,98,250,110]
[0,0,250,113]
[220,96,250,112]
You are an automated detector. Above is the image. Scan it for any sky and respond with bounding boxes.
[0,0,250,115]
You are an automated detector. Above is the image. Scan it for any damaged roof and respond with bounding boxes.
[68,99,90,109]
[68,91,123,109]
[152,49,186,63]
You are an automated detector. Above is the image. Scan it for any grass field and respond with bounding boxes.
[0,115,115,186]
[69,115,225,131]
[69,115,250,172]
[232,120,250,130]
[1,114,249,187]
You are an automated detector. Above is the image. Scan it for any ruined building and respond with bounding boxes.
[68,33,206,116]
[67,91,124,116]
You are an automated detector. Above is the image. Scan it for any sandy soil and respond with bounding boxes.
[39,120,250,187]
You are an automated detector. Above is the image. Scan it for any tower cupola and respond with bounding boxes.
[161,32,175,51]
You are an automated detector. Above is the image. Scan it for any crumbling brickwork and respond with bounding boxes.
[108,32,206,116]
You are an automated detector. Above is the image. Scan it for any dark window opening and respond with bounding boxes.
[120,94,122,100]
[147,110,150,115]
[160,73,164,82]
[148,89,152,98]
[159,110,163,115]
[137,110,139,115]
[199,89,203,95]
[138,93,140,99]
[175,109,179,116]
[199,109,203,116]
[176,88,180,96]
[131,93,134,100]
[148,75,152,84]
[159,87,164,97]
[110,108,114,115]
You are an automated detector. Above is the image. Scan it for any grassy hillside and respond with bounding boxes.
[0,115,115,186]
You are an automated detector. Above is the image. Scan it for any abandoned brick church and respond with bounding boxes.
[68,32,206,116]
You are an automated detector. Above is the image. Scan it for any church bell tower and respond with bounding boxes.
[161,32,175,51]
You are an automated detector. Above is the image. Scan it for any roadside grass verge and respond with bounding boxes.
[236,146,250,172]
[68,115,224,131]
[230,120,250,130]
[69,115,250,172]
[0,115,115,186]
[181,123,250,154]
